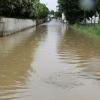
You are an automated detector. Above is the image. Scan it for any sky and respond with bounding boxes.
[41,0,58,11]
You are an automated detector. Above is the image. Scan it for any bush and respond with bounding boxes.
[0,0,49,19]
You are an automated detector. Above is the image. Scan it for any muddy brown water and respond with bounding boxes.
[0,20,100,100]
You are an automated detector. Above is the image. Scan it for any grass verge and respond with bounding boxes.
[72,23,100,37]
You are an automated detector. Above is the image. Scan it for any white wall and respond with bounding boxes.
[0,17,36,36]
[86,16,99,24]
[86,13,99,24]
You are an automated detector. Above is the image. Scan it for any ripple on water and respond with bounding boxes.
[0,85,29,100]
[44,70,89,90]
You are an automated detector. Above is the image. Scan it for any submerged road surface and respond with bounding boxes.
[0,20,100,100]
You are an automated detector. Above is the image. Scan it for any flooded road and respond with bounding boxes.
[0,20,100,100]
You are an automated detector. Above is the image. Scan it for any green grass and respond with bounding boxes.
[72,23,100,37]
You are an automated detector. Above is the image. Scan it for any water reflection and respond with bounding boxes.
[0,25,47,100]
[57,28,100,79]
[1,20,100,100]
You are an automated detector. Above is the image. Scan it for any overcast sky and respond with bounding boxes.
[41,0,58,11]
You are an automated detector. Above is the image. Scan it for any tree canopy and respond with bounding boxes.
[58,0,100,24]
[0,0,49,19]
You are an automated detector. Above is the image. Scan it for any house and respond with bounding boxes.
[86,12,99,24]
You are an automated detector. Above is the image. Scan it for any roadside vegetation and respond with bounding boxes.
[0,0,49,19]
[58,0,100,36]
[58,0,100,24]
[72,24,100,37]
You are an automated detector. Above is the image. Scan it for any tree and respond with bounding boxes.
[0,0,35,18]
[55,11,62,18]
[0,0,49,19]
[58,0,100,24]
[32,1,49,19]
[49,10,55,15]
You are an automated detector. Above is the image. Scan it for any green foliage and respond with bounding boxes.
[96,0,100,14]
[0,0,49,19]
[49,10,55,15]
[38,4,49,19]
[58,0,84,24]
[73,24,100,36]
[58,0,65,12]
[0,0,35,18]
[55,11,62,18]
[33,2,49,19]
[58,0,100,24]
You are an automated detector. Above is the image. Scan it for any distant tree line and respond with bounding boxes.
[58,0,100,24]
[0,0,49,19]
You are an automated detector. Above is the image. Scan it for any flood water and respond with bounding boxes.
[0,20,100,100]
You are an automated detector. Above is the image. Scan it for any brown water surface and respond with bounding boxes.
[0,20,100,100]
